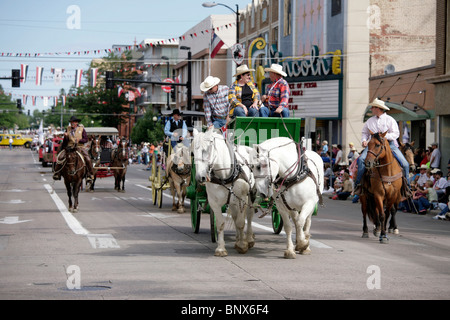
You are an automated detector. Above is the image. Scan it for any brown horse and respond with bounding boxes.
[167,144,191,213]
[59,145,87,212]
[111,137,128,192]
[87,136,101,192]
[399,140,415,173]
[360,131,402,243]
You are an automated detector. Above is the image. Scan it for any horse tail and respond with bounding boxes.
[365,193,378,224]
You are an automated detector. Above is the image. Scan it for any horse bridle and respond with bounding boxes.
[365,135,394,169]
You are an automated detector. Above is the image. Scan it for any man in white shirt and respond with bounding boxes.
[429,142,441,169]
[354,98,410,195]
[433,170,447,199]
[416,164,429,188]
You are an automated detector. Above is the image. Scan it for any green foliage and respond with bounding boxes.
[131,111,164,145]
[0,85,30,130]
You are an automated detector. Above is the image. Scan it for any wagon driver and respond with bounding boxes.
[53,115,95,184]
[353,98,410,196]
[164,108,187,149]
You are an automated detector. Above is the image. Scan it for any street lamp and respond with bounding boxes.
[202,2,239,44]
[180,46,192,111]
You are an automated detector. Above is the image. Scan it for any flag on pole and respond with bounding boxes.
[210,30,224,59]
[90,68,98,87]
[118,85,124,97]
[36,66,43,86]
[20,64,28,83]
[74,69,83,87]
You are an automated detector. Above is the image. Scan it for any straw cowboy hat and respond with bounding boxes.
[200,76,221,92]
[264,63,287,77]
[369,98,390,111]
[233,64,255,77]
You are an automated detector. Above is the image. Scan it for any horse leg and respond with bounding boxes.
[360,195,369,238]
[65,180,73,211]
[376,198,388,243]
[72,181,80,213]
[388,206,399,234]
[229,202,248,254]
[294,200,315,255]
[245,201,255,249]
[121,174,126,192]
[276,201,296,259]
[176,183,184,213]
[211,203,227,257]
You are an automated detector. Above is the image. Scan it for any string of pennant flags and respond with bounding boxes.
[0,23,235,58]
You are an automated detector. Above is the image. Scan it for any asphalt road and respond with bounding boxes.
[0,148,449,304]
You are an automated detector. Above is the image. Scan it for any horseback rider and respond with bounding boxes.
[52,115,95,184]
[353,98,410,196]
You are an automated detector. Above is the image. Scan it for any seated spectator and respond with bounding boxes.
[432,170,447,201]
[324,163,333,190]
[331,172,353,200]
[433,186,450,220]
[412,183,429,214]
[416,165,429,188]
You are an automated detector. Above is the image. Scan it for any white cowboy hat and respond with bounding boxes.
[368,98,390,111]
[264,63,287,77]
[200,76,220,92]
[233,64,255,77]
[419,164,428,169]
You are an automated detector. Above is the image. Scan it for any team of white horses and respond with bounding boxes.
[168,128,324,259]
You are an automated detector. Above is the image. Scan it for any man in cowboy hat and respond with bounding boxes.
[52,115,95,184]
[164,109,187,149]
[200,76,230,129]
[228,64,261,118]
[353,98,410,196]
[260,64,290,118]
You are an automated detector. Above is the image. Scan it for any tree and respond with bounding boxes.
[131,111,164,145]
[0,85,30,130]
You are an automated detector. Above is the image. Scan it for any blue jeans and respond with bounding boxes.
[212,117,227,129]
[355,141,410,185]
[233,106,259,118]
[414,197,430,212]
[259,106,289,118]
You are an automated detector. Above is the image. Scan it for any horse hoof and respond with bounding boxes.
[391,228,399,235]
[214,249,228,257]
[284,250,296,259]
[73,208,78,213]
[177,208,185,213]
[172,206,177,211]
[379,236,389,244]
[362,233,369,238]
[234,243,249,254]
[299,248,311,255]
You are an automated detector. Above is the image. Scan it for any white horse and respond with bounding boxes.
[193,129,255,257]
[166,144,191,213]
[249,137,324,259]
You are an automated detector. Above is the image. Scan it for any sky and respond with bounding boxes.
[0,0,252,113]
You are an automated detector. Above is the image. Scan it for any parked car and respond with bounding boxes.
[0,134,33,148]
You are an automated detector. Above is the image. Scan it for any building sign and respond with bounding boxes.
[288,80,341,118]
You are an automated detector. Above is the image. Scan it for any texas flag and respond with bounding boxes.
[210,30,224,59]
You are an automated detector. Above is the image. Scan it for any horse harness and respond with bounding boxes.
[263,140,323,214]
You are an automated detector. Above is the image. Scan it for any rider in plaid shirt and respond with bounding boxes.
[200,76,230,129]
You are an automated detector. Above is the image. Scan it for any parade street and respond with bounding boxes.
[0,148,449,302]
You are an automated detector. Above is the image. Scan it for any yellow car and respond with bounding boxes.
[0,134,33,148]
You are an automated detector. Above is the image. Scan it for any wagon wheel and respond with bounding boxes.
[210,210,217,243]
[157,186,163,208]
[271,205,284,234]
[189,161,201,233]
[152,185,158,205]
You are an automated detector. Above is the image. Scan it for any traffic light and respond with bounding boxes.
[12,69,20,87]
[171,86,176,102]
[17,99,22,114]
[106,71,114,89]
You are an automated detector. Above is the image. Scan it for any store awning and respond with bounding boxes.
[363,102,435,122]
